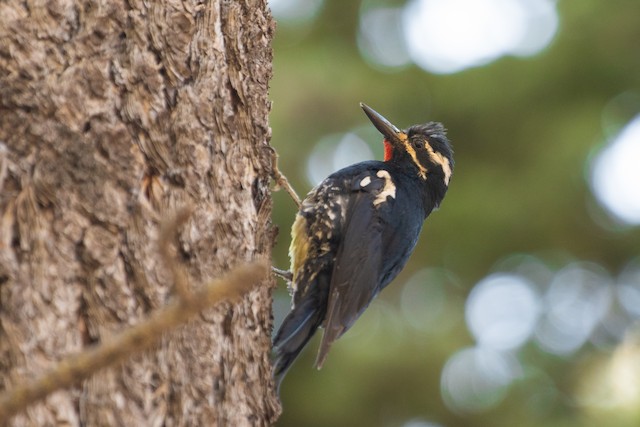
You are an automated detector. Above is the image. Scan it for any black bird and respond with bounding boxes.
[273,103,454,388]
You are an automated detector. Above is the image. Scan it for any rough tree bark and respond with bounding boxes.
[0,0,280,425]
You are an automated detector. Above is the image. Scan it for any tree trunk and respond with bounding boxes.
[0,0,280,425]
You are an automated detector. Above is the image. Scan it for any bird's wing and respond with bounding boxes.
[315,170,394,368]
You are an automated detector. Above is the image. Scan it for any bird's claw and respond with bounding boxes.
[272,267,293,283]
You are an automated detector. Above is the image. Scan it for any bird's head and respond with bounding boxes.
[360,103,454,187]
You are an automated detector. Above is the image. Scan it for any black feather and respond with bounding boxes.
[273,134,451,386]
[317,188,384,368]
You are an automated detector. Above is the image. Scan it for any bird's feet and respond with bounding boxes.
[272,267,293,283]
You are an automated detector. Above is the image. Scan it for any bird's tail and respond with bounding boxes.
[272,298,322,392]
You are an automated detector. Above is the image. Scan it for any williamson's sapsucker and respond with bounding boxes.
[273,103,454,389]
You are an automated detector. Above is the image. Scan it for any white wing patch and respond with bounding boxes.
[373,170,396,206]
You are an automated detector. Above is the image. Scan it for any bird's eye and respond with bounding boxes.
[414,140,424,149]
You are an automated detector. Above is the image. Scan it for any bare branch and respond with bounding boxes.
[269,146,302,208]
[0,261,268,421]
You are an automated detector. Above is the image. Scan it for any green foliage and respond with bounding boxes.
[270,1,640,425]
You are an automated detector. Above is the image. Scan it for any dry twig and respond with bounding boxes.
[0,208,267,422]
[269,147,301,208]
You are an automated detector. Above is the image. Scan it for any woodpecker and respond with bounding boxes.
[273,103,454,389]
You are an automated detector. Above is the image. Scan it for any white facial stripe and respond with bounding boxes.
[373,170,396,205]
[401,136,428,179]
[425,144,452,185]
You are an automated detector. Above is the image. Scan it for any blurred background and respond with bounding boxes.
[267,0,640,425]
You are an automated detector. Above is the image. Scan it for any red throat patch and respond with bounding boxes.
[383,140,393,162]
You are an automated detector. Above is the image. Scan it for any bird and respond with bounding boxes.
[272,103,454,390]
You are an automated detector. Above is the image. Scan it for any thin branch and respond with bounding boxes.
[0,261,268,421]
[269,146,301,208]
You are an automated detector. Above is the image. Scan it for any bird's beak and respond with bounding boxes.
[360,103,404,144]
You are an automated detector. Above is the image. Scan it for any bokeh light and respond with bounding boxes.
[402,0,558,74]
[606,331,640,409]
[466,273,540,350]
[441,346,521,413]
[306,132,374,185]
[268,0,324,23]
[534,263,613,355]
[440,256,640,415]
[600,92,640,138]
[616,258,640,319]
[590,115,640,225]
[269,0,640,424]
[358,7,411,69]
[575,329,640,414]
